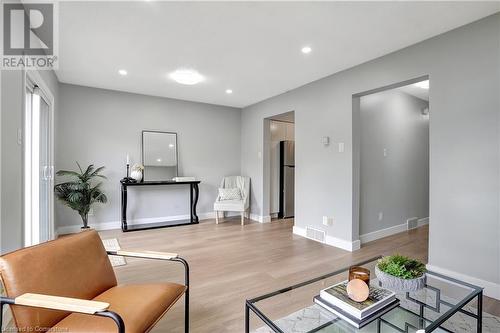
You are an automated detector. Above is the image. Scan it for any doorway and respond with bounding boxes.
[266,111,295,220]
[353,77,429,245]
[24,72,55,246]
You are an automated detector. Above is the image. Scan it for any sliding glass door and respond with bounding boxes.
[24,75,54,246]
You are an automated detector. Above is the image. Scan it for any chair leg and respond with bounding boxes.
[241,212,245,226]
[215,211,219,224]
[185,289,189,333]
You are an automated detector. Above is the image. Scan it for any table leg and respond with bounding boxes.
[419,302,425,329]
[192,183,199,223]
[245,302,250,333]
[121,185,127,231]
[190,184,193,223]
[477,290,483,332]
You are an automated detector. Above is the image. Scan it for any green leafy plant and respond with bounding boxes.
[377,254,426,279]
[54,162,107,229]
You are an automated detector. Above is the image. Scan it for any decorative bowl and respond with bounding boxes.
[130,169,143,182]
[375,265,426,292]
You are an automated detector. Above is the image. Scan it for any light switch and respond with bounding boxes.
[17,129,22,145]
[323,216,334,226]
[322,136,330,146]
[338,142,345,153]
[383,148,388,157]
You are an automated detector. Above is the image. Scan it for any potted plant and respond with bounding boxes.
[375,254,427,292]
[54,162,107,229]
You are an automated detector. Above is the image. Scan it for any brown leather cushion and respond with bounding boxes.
[52,283,187,333]
[0,230,117,331]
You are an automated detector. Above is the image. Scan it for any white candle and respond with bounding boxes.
[126,154,130,165]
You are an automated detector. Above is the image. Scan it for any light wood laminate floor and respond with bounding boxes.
[99,217,499,332]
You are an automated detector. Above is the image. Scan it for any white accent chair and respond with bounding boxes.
[214,176,250,225]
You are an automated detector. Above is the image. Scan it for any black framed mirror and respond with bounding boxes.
[142,130,178,181]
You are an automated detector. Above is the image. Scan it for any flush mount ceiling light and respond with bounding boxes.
[225,89,233,94]
[301,46,312,54]
[414,80,429,89]
[118,69,128,76]
[169,69,204,85]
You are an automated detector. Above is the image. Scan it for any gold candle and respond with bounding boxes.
[348,266,370,286]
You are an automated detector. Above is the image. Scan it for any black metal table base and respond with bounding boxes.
[244,257,484,333]
[120,180,200,232]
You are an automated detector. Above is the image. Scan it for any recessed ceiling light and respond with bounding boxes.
[414,80,429,89]
[225,89,233,94]
[169,69,204,85]
[301,46,312,54]
[118,69,127,76]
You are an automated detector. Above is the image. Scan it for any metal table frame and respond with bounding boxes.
[245,256,483,333]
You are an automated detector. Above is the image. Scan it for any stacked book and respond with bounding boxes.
[172,176,196,182]
[314,280,399,328]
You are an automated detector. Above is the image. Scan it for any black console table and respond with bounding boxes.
[120,180,200,232]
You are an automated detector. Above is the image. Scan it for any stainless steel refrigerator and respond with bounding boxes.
[279,141,295,218]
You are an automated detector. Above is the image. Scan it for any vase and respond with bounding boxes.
[131,169,143,182]
[375,265,426,292]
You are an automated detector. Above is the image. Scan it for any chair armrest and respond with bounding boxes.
[114,250,178,260]
[14,293,109,314]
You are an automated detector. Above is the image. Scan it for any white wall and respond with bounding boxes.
[0,71,23,254]
[241,14,500,295]
[359,91,429,237]
[56,84,241,231]
[0,69,59,254]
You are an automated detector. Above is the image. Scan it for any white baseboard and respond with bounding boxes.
[250,213,271,223]
[417,217,429,227]
[292,226,359,252]
[360,223,408,244]
[426,264,500,300]
[57,211,220,235]
[359,217,429,244]
[292,225,306,237]
[326,234,361,252]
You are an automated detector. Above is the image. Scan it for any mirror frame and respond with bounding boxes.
[141,130,178,181]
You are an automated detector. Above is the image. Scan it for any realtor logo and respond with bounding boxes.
[2,3,58,69]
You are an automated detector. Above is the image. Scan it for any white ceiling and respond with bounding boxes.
[270,111,295,123]
[398,82,429,101]
[56,1,499,108]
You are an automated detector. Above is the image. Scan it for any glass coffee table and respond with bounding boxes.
[245,256,483,333]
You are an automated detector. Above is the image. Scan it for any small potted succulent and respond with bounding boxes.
[375,255,427,292]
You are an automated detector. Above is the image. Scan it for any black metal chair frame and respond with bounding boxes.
[0,252,190,333]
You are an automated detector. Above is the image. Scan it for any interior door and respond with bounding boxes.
[25,80,54,246]
[38,96,51,242]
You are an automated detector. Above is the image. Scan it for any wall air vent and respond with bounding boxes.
[306,226,326,243]
[407,217,418,230]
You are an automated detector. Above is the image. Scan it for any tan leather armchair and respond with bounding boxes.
[0,230,189,333]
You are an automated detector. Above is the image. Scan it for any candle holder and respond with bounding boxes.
[121,163,136,183]
[349,266,370,286]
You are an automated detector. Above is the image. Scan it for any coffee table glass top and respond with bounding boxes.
[247,257,482,333]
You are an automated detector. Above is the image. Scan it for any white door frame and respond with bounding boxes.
[23,70,55,246]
